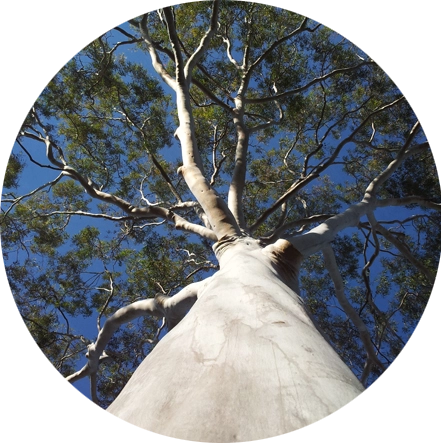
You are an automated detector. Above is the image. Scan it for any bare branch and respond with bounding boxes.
[262,214,335,243]
[162,7,186,85]
[192,77,234,113]
[35,207,217,241]
[218,25,241,70]
[97,273,116,333]
[245,61,373,105]
[249,173,319,233]
[116,93,183,204]
[33,210,134,221]
[371,215,436,284]
[244,17,309,82]
[377,196,441,211]
[133,15,177,90]
[184,0,220,81]
[248,99,284,134]
[2,173,64,217]
[210,125,228,186]
[66,280,207,384]
[228,114,250,229]
[365,137,427,199]
[322,244,385,385]
[16,138,62,171]
[252,98,405,234]
[313,97,406,177]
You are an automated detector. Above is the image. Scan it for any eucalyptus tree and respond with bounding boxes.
[2,1,440,441]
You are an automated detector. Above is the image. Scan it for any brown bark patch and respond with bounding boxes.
[262,239,303,287]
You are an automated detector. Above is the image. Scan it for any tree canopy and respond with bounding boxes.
[1,0,440,414]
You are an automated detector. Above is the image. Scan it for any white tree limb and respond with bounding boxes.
[288,118,427,257]
[133,15,177,90]
[66,280,208,385]
[184,0,219,82]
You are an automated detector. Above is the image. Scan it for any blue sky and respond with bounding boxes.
[0,7,438,443]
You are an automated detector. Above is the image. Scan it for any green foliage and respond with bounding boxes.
[3,154,24,189]
[1,0,440,403]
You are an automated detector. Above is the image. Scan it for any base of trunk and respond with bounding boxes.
[107,240,363,442]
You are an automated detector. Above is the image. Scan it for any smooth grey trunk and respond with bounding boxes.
[107,238,363,442]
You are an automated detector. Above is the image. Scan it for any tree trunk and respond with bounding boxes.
[107,238,363,442]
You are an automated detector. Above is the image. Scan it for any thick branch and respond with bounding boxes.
[163,7,186,85]
[66,281,206,384]
[227,114,250,229]
[66,298,162,384]
[162,8,241,240]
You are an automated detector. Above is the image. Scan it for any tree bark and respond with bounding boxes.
[107,238,363,442]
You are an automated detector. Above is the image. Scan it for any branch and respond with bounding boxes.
[245,61,373,105]
[313,97,406,177]
[251,98,405,234]
[136,4,240,241]
[35,207,217,241]
[96,273,116,333]
[365,138,428,198]
[370,216,436,284]
[66,281,206,384]
[286,103,425,256]
[377,196,441,211]
[248,99,284,134]
[151,19,234,112]
[244,17,310,84]
[261,214,336,242]
[219,25,241,70]
[133,15,177,90]
[303,97,372,176]
[116,97,183,204]
[322,244,385,385]
[227,114,250,229]
[2,173,64,217]
[210,124,228,186]
[249,173,319,233]
[184,0,220,82]
[191,77,234,113]
[162,7,188,86]
[16,137,62,171]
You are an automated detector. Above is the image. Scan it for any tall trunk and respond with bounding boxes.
[107,238,363,442]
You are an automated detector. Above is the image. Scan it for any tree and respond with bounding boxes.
[1,0,440,441]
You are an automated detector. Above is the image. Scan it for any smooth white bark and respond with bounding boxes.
[107,239,363,442]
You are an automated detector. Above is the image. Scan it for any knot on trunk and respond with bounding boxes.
[262,239,303,288]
